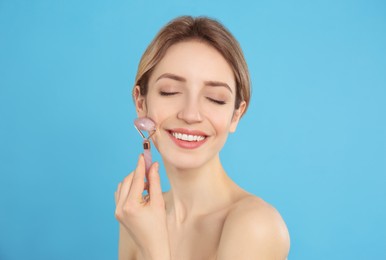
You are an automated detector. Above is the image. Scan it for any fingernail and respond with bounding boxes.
[136,154,143,167]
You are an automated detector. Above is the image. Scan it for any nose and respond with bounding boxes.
[177,98,203,124]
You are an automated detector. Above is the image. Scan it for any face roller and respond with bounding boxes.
[134,117,156,177]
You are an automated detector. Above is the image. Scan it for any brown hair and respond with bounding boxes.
[134,16,251,114]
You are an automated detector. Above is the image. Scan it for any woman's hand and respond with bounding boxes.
[115,155,171,260]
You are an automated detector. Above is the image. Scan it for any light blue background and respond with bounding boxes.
[1,0,385,259]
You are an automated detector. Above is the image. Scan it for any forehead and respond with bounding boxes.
[149,40,236,89]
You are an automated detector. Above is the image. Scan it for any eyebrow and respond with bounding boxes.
[156,73,186,83]
[204,80,233,94]
[156,73,233,93]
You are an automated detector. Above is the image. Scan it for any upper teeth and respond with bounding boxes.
[172,132,205,141]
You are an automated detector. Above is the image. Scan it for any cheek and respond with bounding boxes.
[211,116,234,138]
[145,96,176,122]
[204,106,235,130]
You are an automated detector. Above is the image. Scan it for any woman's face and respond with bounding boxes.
[135,40,246,170]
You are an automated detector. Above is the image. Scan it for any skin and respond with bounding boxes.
[115,40,290,260]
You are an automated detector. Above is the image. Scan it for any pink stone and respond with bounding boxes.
[134,117,156,178]
[134,117,155,132]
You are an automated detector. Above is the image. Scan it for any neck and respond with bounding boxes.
[163,156,237,224]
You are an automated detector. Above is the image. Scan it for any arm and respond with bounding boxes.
[118,223,137,260]
[217,200,290,260]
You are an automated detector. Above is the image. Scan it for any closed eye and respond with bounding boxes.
[159,91,179,96]
[207,97,226,105]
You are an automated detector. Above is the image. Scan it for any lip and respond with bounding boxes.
[167,128,208,149]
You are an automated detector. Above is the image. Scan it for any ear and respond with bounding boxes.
[229,101,246,133]
[134,85,147,117]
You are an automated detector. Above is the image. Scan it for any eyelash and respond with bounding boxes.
[159,91,226,105]
[207,97,226,105]
[159,91,179,96]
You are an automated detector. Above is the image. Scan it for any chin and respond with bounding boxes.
[162,155,211,171]
[153,134,226,171]
[159,147,220,171]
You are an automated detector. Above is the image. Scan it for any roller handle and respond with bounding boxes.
[143,140,152,180]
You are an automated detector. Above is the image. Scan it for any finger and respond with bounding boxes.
[126,154,146,203]
[148,162,163,205]
[116,172,134,207]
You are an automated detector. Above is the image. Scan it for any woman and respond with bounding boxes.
[115,16,290,260]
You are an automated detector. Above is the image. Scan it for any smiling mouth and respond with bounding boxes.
[170,131,206,142]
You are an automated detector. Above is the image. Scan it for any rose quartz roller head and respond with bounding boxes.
[134,117,156,176]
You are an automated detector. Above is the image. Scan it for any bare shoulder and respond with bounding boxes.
[217,195,290,260]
